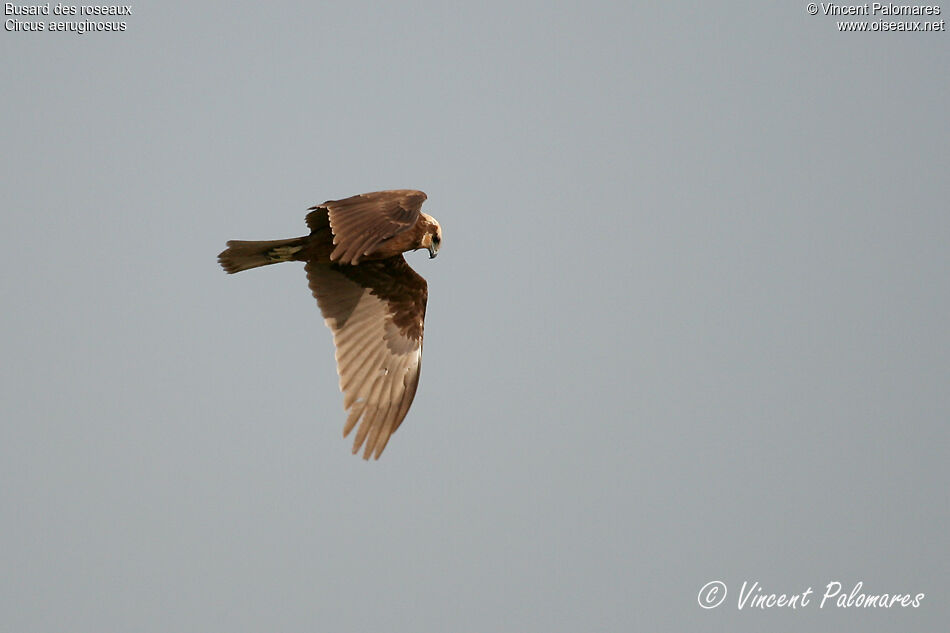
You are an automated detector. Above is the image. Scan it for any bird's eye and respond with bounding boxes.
[433,235,441,245]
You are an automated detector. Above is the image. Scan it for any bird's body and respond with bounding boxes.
[218,190,441,459]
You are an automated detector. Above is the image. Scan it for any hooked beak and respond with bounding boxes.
[427,244,438,259]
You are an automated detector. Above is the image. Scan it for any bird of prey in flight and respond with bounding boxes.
[218,190,442,459]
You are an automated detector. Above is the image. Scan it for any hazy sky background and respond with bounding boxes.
[2,2,947,631]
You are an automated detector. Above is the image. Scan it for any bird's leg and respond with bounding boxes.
[267,245,304,262]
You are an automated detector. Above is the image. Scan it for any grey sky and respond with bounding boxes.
[2,2,947,631]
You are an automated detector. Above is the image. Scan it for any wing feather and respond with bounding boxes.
[305,256,428,459]
[305,190,427,265]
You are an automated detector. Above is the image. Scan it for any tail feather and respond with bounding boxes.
[218,237,306,274]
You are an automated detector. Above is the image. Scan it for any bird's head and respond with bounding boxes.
[420,214,442,259]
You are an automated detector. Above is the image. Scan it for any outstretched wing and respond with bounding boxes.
[305,256,428,459]
[305,190,427,265]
